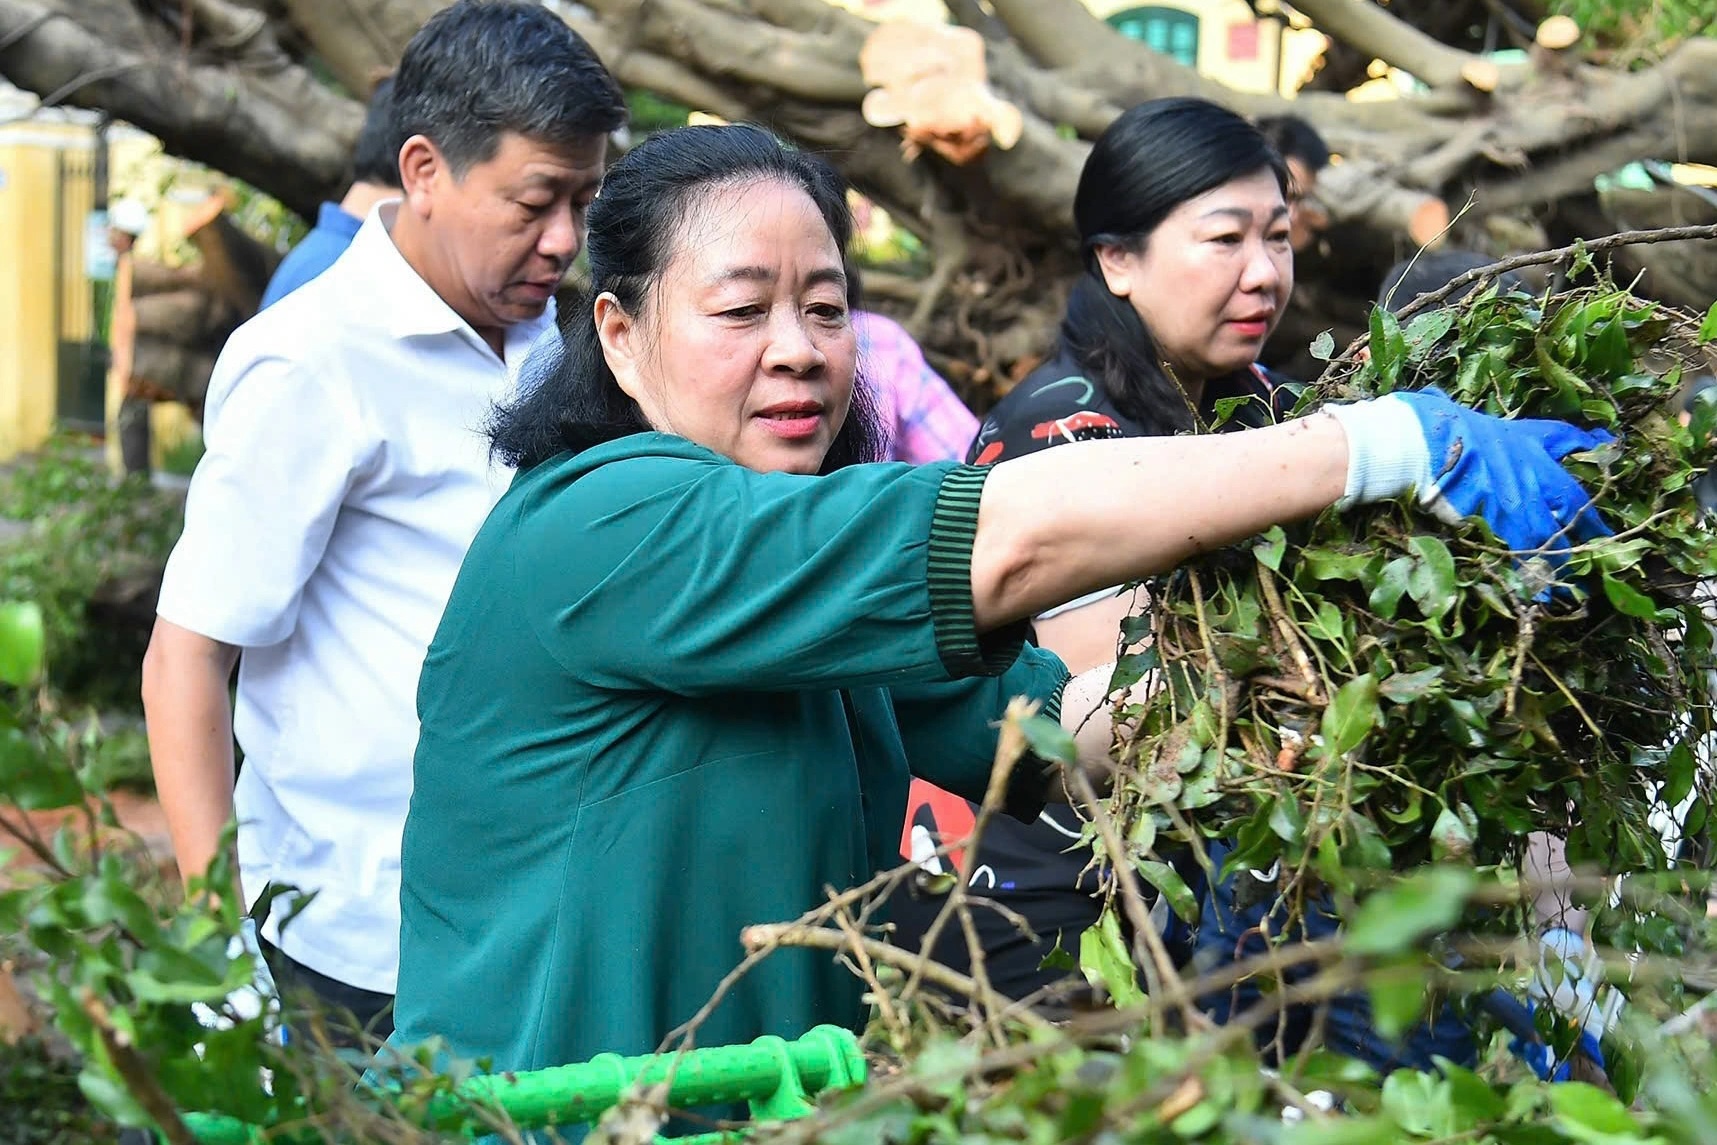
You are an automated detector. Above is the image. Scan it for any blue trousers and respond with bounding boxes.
[1175,844,1476,1072]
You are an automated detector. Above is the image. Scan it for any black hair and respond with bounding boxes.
[349,76,402,189]
[1255,114,1331,173]
[391,0,627,176]
[1063,97,1289,436]
[1379,249,1525,315]
[490,123,884,472]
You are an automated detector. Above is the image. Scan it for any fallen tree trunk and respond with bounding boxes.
[5,0,1715,403]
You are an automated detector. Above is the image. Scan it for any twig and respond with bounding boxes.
[82,991,198,1145]
[1256,559,1326,704]
[1528,651,1605,740]
[738,923,1058,1036]
[897,696,1035,1046]
[1066,768,1203,1033]
[1393,224,1717,325]
[1505,605,1536,718]
[829,901,907,1046]
[0,805,73,876]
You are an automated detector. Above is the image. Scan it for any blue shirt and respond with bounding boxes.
[259,202,364,309]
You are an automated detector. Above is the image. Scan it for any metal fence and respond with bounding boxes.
[52,146,108,433]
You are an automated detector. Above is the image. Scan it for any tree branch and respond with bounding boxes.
[0,0,358,217]
[1291,0,1514,91]
[1392,222,1717,323]
[986,0,1134,70]
[277,0,435,95]
[585,0,869,104]
[945,0,1008,42]
[1473,125,1674,213]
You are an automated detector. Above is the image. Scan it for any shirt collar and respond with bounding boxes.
[353,203,555,356]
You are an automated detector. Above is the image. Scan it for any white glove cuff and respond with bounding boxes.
[1324,395,1433,510]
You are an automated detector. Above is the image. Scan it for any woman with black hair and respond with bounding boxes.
[917,98,1474,1066]
[902,100,1303,1007]
[388,120,1608,1078]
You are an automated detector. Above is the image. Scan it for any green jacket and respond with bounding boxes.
[393,433,1070,1078]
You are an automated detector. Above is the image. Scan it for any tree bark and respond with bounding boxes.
[6,0,1716,406]
[1290,0,1513,90]
[0,0,358,217]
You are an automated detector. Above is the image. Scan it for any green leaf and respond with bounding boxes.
[1406,535,1459,620]
[1254,526,1287,572]
[1438,1061,1507,1124]
[1302,548,1379,583]
[1601,575,1669,622]
[1137,859,1199,924]
[1309,329,1336,361]
[1379,667,1444,703]
[1305,600,1346,644]
[1368,967,1426,1040]
[1345,866,1474,956]
[0,728,82,810]
[1079,911,1144,1007]
[1211,395,1253,429]
[1663,741,1697,809]
[1381,1070,1457,1138]
[1038,939,1076,972]
[1368,305,1409,386]
[1268,795,1306,845]
[1369,556,1413,619]
[1404,309,1456,362]
[1430,802,1477,861]
[1109,647,1158,692]
[1547,1083,1640,1140]
[0,601,45,686]
[1282,1116,1399,1145]
[1700,299,1717,344]
[1321,674,1380,761]
[1020,713,1077,766]
[907,1038,982,1099]
[80,874,160,942]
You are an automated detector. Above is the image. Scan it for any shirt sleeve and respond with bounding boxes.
[967,368,1110,466]
[155,348,371,648]
[891,349,978,466]
[889,643,1071,819]
[517,451,1028,696]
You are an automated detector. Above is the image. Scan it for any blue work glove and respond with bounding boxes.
[1326,387,1614,557]
[1511,927,1622,1082]
[1512,1015,1606,1082]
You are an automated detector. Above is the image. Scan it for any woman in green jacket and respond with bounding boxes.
[390,124,1611,1078]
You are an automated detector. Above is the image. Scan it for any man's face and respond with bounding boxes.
[412,131,607,338]
[1284,155,1329,253]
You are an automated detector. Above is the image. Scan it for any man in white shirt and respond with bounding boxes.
[141,0,627,1042]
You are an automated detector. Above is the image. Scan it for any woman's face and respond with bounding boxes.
[597,178,856,475]
[1095,168,1293,385]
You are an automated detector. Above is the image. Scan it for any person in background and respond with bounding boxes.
[855,309,978,464]
[902,96,1298,1010]
[105,198,154,475]
[259,76,403,309]
[141,0,627,1045]
[911,100,1487,1074]
[1256,114,1331,254]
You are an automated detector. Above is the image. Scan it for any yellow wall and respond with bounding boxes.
[0,118,201,473]
[0,133,85,461]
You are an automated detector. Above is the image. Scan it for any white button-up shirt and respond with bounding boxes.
[157,205,555,993]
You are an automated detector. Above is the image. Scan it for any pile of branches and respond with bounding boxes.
[1106,271,1717,923]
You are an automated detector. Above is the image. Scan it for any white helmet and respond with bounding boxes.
[108,197,150,237]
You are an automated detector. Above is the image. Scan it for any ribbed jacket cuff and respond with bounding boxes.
[927,464,1027,677]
